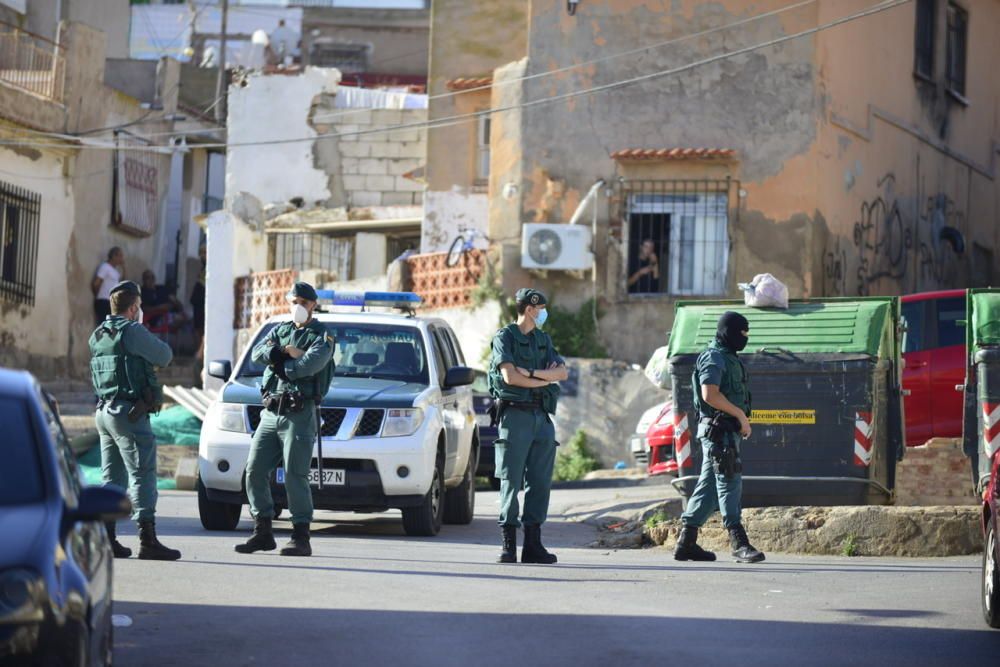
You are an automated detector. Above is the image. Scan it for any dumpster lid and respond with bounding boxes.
[667,299,896,357]
[969,289,1000,348]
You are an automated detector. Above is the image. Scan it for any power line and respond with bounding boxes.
[0,0,910,153]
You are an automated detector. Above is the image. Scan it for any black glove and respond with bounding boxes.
[268,345,291,381]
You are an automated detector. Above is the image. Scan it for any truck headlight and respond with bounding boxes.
[218,403,248,433]
[0,568,45,623]
[382,408,424,437]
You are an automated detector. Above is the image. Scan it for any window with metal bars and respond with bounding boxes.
[619,179,732,297]
[0,181,40,307]
[946,2,968,97]
[914,0,935,80]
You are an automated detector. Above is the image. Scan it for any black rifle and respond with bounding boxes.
[315,403,324,490]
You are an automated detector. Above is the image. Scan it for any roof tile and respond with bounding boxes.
[610,148,736,161]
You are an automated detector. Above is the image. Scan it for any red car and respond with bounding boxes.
[983,450,999,628]
[645,402,679,477]
[901,290,967,446]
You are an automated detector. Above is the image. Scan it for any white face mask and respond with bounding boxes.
[135,307,144,324]
[291,303,310,325]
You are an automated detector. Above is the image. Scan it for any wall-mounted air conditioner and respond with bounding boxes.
[520,223,593,270]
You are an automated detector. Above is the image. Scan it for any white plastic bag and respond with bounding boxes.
[739,273,789,309]
[644,345,671,390]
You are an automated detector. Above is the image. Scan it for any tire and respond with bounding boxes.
[489,476,502,491]
[445,236,465,267]
[402,456,445,536]
[197,478,242,531]
[444,446,477,525]
[984,519,1000,629]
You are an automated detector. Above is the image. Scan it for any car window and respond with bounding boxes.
[0,396,46,506]
[446,329,467,366]
[936,297,965,348]
[40,394,82,502]
[433,328,458,369]
[902,301,926,354]
[238,322,430,385]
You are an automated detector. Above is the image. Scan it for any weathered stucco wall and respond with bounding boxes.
[302,7,430,77]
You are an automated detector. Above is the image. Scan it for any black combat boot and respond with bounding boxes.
[673,525,717,562]
[728,524,765,563]
[497,525,517,564]
[137,521,182,561]
[234,516,277,554]
[105,521,132,559]
[280,523,312,557]
[521,524,557,564]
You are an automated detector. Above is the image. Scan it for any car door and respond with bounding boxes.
[902,299,932,445]
[444,326,476,463]
[930,296,967,439]
[429,326,461,476]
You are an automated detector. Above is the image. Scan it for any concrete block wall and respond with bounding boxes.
[334,108,427,208]
[894,439,980,506]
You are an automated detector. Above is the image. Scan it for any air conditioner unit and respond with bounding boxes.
[520,223,593,270]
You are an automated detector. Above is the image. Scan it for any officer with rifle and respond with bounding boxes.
[90,280,180,561]
[235,282,334,558]
[674,311,765,564]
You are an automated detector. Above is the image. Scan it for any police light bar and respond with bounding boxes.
[315,290,422,309]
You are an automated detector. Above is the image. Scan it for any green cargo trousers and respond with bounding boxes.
[245,403,317,525]
[495,406,558,527]
[681,435,743,530]
[97,400,158,522]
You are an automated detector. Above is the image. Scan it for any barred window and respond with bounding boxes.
[946,2,968,97]
[620,180,732,297]
[0,182,41,307]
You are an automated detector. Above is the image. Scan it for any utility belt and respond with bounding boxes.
[262,391,312,415]
[97,388,161,423]
[489,398,543,427]
[700,413,744,479]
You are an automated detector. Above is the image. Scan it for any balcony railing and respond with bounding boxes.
[0,22,65,103]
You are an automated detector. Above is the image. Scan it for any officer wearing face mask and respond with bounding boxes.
[487,288,568,564]
[90,280,180,561]
[674,311,765,564]
[236,281,334,557]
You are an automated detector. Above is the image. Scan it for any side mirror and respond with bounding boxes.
[208,359,232,380]
[68,485,132,523]
[444,366,476,388]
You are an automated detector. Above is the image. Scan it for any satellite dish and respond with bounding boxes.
[527,228,562,266]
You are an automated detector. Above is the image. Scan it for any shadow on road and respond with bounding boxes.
[111,603,999,667]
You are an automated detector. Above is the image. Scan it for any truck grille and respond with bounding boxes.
[245,405,348,437]
[355,409,385,436]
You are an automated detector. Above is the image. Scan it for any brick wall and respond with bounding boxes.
[894,439,979,506]
[332,108,427,207]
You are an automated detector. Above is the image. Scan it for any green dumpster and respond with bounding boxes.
[963,289,1000,492]
[667,298,905,507]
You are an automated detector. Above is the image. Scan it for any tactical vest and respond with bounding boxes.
[487,323,561,414]
[691,342,751,418]
[261,320,335,399]
[89,317,155,403]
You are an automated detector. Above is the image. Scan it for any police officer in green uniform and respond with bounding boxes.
[674,311,765,564]
[90,280,180,561]
[235,282,334,557]
[488,288,568,564]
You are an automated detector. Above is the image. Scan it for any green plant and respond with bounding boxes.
[553,430,601,482]
[543,299,608,359]
[644,510,670,531]
[841,534,859,557]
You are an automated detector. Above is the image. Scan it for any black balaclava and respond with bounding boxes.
[716,311,750,352]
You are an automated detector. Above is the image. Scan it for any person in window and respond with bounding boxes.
[92,247,125,325]
[628,239,660,293]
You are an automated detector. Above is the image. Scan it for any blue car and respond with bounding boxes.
[0,368,131,665]
[471,370,500,489]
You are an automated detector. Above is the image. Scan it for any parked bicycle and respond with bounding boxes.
[446,227,491,268]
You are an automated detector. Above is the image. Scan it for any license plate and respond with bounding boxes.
[276,468,346,486]
[476,413,492,427]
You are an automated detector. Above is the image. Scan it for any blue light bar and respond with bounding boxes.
[316,290,422,309]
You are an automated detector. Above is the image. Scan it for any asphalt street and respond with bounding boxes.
[111,488,999,667]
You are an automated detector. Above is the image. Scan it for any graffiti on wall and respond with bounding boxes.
[825,171,965,297]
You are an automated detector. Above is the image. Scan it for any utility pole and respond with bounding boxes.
[214,0,229,125]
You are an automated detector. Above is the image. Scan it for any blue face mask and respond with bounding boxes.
[534,308,548,328]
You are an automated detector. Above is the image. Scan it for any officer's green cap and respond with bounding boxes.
[109,280,141,297]
[515,288,547,307]
[287,281,318,302]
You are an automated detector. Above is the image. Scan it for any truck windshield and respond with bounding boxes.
[0,396,46,506]
[238,322,430,385]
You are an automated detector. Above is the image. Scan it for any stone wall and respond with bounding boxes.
[894,439,979,506]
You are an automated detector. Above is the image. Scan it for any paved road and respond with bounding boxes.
[111,489,998,667]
